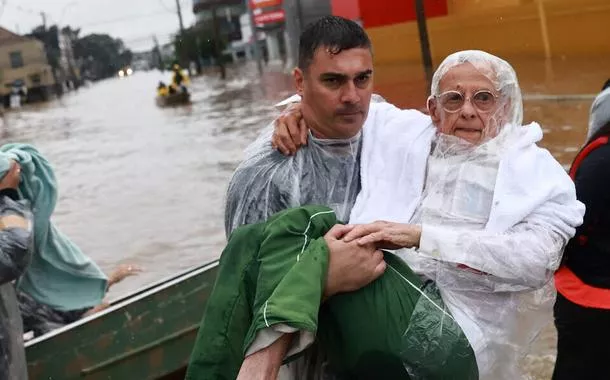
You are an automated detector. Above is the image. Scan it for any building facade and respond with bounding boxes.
[331,0,610,64]
[0,27,55,104]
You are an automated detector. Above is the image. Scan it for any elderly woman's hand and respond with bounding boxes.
[271,102,308,155]
[342,221,422,250]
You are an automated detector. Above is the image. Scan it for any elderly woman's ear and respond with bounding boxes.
[426,97,440,125]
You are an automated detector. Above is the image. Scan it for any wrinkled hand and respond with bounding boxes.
[271,102,309,155]
[0,161,21,190]
[323,224,386,299]
[108,263,142,287]
[342,221,422,250]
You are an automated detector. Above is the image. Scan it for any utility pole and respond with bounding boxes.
[153,35,164,70]
[175,0,186,37]
[211,7,227,80]
[246,0,263,75]
[174,0,187,68]
[414,0,433,94]
[283,0,301,72]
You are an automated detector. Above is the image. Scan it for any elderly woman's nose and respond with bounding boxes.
[460,100,477,118]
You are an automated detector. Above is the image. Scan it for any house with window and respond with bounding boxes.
[0,27,55,105]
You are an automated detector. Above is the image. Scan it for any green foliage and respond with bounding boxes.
[173,24,228,65]
[28,25,133,81]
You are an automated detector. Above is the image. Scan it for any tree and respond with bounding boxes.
[29,24,133,82]
[173,24,228,74]
[73,34,133,80]
[29,25,61,72]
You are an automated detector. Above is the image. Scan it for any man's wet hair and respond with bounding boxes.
[298,16,371,71]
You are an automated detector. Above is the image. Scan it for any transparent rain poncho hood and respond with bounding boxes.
[427,50,524,154]
[224,121,362,237]
[350,50,585,379]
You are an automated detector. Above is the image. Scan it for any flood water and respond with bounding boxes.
[2,56,608,378]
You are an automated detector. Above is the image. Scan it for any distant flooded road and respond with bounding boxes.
[2,65,295,299]
[2,56,607,379]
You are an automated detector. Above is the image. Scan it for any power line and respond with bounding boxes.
[7,1,174,29]
[7,1,40,15]
[157,0,175,13]
[80,10,174,28]
[122,31,176,43]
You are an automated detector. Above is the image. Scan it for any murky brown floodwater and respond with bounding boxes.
[1,65,295,299]
[2,56,608,378]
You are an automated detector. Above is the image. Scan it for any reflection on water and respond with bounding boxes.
[1,57,607,378]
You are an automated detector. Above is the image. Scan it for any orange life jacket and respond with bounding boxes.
[555,136,610,309]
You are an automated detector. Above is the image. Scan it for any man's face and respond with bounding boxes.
[428,62,506,145]
[294,47,373,139]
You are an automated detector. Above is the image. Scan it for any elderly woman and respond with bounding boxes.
[334,50,585,379]
[188,51,583,380]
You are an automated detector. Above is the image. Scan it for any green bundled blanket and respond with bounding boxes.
[186,205,478,380]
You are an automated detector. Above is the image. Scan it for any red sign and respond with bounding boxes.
[249,0,282,9]
[358,0,448,28]
[254,9,285,25]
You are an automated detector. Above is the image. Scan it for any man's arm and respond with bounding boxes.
[236,224,385,380]
[224,146,290,237]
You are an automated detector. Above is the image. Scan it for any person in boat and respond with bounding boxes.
[171,63,189,94]
[188,19,584,380]
[0,144,141,338]
[0,160,32,380]
[552,80,610,379]
[18,262,141,337]
[157,81,169,97]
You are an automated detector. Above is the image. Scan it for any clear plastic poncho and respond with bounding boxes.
[224,98,383,380]
[224,121,362,238]
[389,50,579,379]
[0,194,33,380]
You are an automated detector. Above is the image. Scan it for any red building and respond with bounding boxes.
[331,0,448,26]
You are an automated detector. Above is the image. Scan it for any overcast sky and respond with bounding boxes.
[0,0,196,51]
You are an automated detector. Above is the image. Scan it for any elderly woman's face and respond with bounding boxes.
[428,62,503,144]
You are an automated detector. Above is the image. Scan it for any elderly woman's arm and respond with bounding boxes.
[418,209,566,289]
[345,196,582,290]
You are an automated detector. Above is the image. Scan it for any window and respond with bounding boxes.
[30,74,41,85]
[9,51,24,69]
